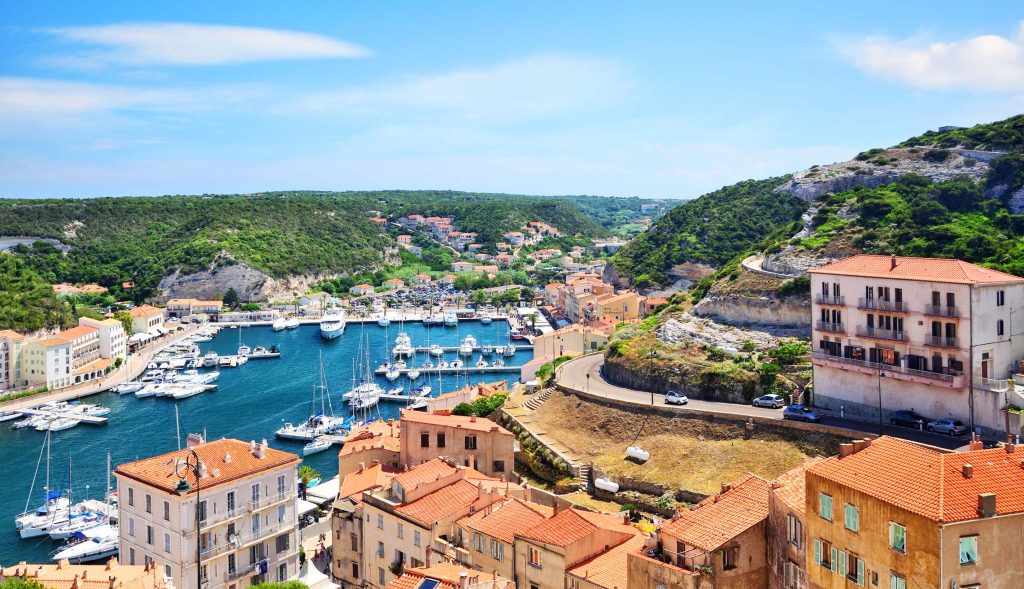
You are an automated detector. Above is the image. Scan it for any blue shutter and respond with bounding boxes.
[857,558,865,585]
[813,539,822,565]
[838,550,847,577]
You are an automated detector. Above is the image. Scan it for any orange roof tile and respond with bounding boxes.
[115,439,299,495]
[400,410,513,435]
[128,304,164,318]
[33,336,70,348]
[567,534,646,588]
[809,254,1024,285]
[809,436,1024,522]
[519,508,634,547]
[0,558,170,589]
[392,457,459,492]
[459,497,553,543]
[340,420,401,457]
[770,458,825,516]
[58,325,98,340]
[661,473,770,551]
[387,562,510,589]
[339,463,394,501]
[0,329,26,340]
[395,479,483,525]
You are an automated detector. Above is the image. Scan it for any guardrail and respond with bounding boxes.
[814,294,844,306]
[924,305,960,318]
[815,321,844,333]
[975,378,1010,392]
[925,336,960,349]
[855,326,906,341]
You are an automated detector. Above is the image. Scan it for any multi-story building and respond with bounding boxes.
[114,438,301,589]
[80,317,127,362]
[627,473,771,589]
[338,420,401,476]
[0,329,26,390]
[333,463,396,589]
[0,558,173,589]
[808,255,1024,436]
[514,507,639,589]
[22,336,72,390]
[166,299,223,319]
[385,561,513,589]
[130,305,166,334]
[805,435,1024,589]
[588,291,643,322]
[398,411,514,479]
[767,459,824,589]
[454,496,553,580]
[61,324,101,371]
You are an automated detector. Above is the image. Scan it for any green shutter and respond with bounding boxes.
[838,550,847,577]
[830,546,838,573]
[857,559,865,585]
[813,539,821,565]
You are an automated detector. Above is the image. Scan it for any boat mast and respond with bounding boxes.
[175,405,182,450]
[24,429,48,515]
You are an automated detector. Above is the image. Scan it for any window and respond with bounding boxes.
[786,514,802,548]
[164,565,172,580]
[145,494,152,514]
[128,488,134,507]
[722,546,738,570]
[473,532,484,552]
[998,320,1005,336]
[351,533,359,551]
[227,491,235,514]
[198,500,207,522]
[377,514,384,529]
[277,563,287,582]
[490,539,504,561]
[351,563,359,579]
[397,523,404,539]
[228,554,236,575]
[164,532,171,553]
[278,475,286,496]
[252,514,261,533]
[493,460,505,473]
[889,522,906,553]
[199,564,207,583]
[819,493,833,521]
[997,290,1005,306]
[959,535,978,565]
[129,548,135,566]
[128,517,135,537]
[465,435,477,450]
[278,505,286,523]
[845,552,865,585]
[813,538,833,569]
[528,546,542,567]
[844,503,859,532]
[146,525,153,545]
[890,573,906,589]
[414,530,421,547]
[378,568,385,585]
[420,432,430,447]
[276,533,290,553]
[394,549,405,565]
[437,433,446,448]
[377,541,384,558]
[163,501,170,521]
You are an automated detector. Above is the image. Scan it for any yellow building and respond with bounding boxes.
[455,496,553,580]
[398,411,515,479]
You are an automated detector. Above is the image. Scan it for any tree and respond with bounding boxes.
[0,579,46,589]
[115,310,134,334]
[223,288,240,309]
[240,302,261,312]
[298,465,320,500]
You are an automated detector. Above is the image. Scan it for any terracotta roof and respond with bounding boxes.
[770,458,825,516]
[400,410,513,435]
[58,325,98,340]
[0,330,26,340]
[519,508,634,547]
[339,463,394,501]
[340,420,401,457]
[809,254,1024,285]
[0,558,170,589]
[114,439,299,495]
[459,497,553,543]
[392,457,459,493]
[128,305,164,318]
[33,336,70,348]
[395,479,484,525]
[387,562,509,589]
[567,533,646,588]
[808,436,1024,522]
[661,473,771,552]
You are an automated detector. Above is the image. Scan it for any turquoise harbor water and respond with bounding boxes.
[0,320,529,565]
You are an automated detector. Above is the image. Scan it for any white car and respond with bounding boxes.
[752,394,786,408]
[665,391,688,405]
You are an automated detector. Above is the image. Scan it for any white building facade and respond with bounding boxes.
[809,255,1024,437]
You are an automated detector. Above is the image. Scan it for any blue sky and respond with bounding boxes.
[2,1,1023,199]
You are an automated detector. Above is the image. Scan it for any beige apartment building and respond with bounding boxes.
[166,299,223,319]
[767,460,824,589]
[0,329,26,390]
[805,436,1024,589]
[454,496,553,580]
[22,336,73,390]
[333,462,396,589]
[398,411,515,479]
[130,305,166,334]
[80,317,127,363]
[809,255,1024,436]
[114,438,301,589]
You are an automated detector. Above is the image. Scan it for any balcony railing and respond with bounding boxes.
[925,335,960,349]
[196,492,293,530]
[857,299,907,312]
[975,378,1010,392]
[812,351,958,383]
[815,294,845,306]
[855,326,906,341]
[815,321,844,333]
[924,305,960,318]
[199,518,294,560]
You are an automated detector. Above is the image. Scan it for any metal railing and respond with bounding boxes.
[811,352,957,382]
[199,518,294,560]
[815,321,844,333]
[855,326,906,341]
[857,299,907,312]
[196,492,293,530]
[924,305,960,318]
[925,335,960,349]
[815,294,845,306]
[975,378,1010,392]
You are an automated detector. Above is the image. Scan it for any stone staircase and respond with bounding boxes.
[575,462,592,489]
[523,388,553,411]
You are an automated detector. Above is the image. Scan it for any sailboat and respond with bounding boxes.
[15,431,71,537]
[275,352,348,441]
[392,319,414,357]
[49,454,114,540]
[237,326,250,357]
[377,307,391,327]
[345,326,384,414]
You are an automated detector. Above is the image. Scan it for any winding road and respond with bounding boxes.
[555,354,966,450]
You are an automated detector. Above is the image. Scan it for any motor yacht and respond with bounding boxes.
[319,307,346,340]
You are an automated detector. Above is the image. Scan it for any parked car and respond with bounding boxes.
[664,391,688,405]
[889,410,927,429]
[927,418,968,436]
[752,394,786,408]
[783,405,821,423]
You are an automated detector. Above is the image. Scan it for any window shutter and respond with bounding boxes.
[838,550,847,577]
[830,547,838,573]
[857,559,865,585]
[813,539,821,565]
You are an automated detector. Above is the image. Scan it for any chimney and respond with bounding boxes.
[1005,443,1017,454]
[978,493,996,518]
[771,482,784,490]
[721,482,732,493]
[962,463,973,479]
[890,254,897,270]
[197,461,208,479]
[223,452,232,464]
[459,572,469,589]
[969,437,983,451]
[254,439,267,459]
[839,443,854,458]
[470,415,477,422]
[852,439,867,453]
[186,433,204,448]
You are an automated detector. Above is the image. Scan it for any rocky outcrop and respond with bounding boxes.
[691,294,810,337]
[775,148,992,203]
[158,260,274,302]
[655,313,783,350]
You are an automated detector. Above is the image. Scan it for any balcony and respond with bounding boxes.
[812,352,959,383]
[924,305,960,318]
[199,518,295,560]
[196,492,294,531]
[815,321,844,333]
[815,294,845,306]
[855,326,906,341]
[925,335,960,349]
[975,378,1010,392]
[857,299,908,312]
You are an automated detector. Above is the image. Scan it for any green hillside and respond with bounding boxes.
[610,177,804,287]
[898,115,1024,151]
[0,255,75,332]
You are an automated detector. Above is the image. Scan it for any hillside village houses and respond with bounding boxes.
[0,329,26,390]
[0,559,173,589]
[808,254,1024,437]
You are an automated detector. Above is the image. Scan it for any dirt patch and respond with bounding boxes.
[560,491,627,514]
[532,390,840,496]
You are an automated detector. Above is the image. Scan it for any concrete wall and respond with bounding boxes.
[513,538,566,589]
[400,420,515,479]
[939,513,1024,588]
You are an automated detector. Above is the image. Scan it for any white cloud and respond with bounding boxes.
[289,54,630,122]
[42,22,369,67]
[842,22,1024,90]
[0,77,194,116]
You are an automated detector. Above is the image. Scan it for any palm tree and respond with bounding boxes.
[298,465,321,500]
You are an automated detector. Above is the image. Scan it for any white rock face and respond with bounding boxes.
[691,294,810,337]
[656,313,782,350]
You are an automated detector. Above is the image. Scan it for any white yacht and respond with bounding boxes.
[275,353,349,441]
[52,524,118,563]
[272,318,287,331]
[377,316,391,327]
[112,382,143,395]
[504,344,516,358]
[384,364,401,381]
[458,334,477,356]
[285,317,300,329]
[0,410,23,422]
[202,351,219,367]
[443,311,458,327]
[481,344,493,356]
[319,307,346,340]
[426,313,445,326]
[35,417,80,432]
[480,315,493,325]
[406,366,421,381]
[392,332,414,357]
[302,437,332,456]
[173,369,220,385]
[249,345,281,359]
[429,344,444,357]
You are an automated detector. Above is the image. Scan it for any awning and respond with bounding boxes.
[297,499,319,515]
[129,333,152,343]
[305,476,340,505]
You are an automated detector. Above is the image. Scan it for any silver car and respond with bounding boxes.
[753,394,785,408]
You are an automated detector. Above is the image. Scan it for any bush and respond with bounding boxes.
[452,394,508,417]
[777,275,809,296]
[923,148,952,163]
[767,341,809,365]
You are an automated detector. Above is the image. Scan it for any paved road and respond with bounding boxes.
[556,354,966,451]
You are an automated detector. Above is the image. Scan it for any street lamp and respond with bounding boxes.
[174,449,202,589]
[877,371,886,435]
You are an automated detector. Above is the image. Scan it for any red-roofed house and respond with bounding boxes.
[350,283,375,296]
[399,410,514,478]
[808,254,1024,437]
[628,473,771,589]
[412,274,432,285]
[386,562,512,589]
[384,278,406,290]
[805,436,1024,589]
[338,419,402,474]
[455,497,554,580]
[767,459,825,589]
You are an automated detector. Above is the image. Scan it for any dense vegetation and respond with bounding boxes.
[899,114,1024,152]
[0,255,77,332]
[610,176,804,287]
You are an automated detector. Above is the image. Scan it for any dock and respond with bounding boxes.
[412,344,531,353]
[17,408,108,425]
[374,365,521,376]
